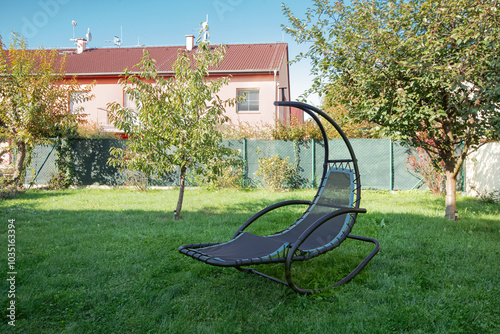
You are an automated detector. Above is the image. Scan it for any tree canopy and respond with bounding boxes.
[283,0,500,218]
[0,33,93,183]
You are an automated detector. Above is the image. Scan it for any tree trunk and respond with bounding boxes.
[174,165,187,220]
[13,141,26,185]
[444,171,457,220]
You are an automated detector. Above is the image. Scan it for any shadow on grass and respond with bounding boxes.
[1,188,72,202]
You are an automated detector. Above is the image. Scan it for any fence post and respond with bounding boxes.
[242,137,247,187]
[311,138,316,188]
[461,141,466,192]
[389,138,394,191]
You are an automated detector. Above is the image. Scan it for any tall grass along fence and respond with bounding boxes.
[25,138,464,191]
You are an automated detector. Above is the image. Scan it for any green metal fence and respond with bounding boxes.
[27,138,457,191]
[235,138,422,190]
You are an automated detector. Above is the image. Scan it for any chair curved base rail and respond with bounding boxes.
[235,234,380,294]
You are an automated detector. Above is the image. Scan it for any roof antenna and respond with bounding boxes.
[70,20,77,44]
[201,14,209,42]
[69,21,91,53]
[106,26,122,47]
[86,28,92,43]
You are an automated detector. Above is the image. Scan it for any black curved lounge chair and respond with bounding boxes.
[179,101,380,294]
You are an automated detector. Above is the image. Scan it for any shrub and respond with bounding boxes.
[121,168,149,192]
[188,160,246,190]
[48,138,75,190]
[219,121,274,140]
[209,166,245,189]
[76,121,115,139]
[255,152,295,191]
[0,173,25,199]
[406,147,445,195]
[475,188,500,204]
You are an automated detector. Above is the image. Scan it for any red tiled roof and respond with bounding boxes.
[59,43,288,76]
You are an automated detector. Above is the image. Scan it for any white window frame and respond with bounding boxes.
[237,89,260,113]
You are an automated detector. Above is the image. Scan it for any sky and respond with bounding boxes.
[0,0,320,105]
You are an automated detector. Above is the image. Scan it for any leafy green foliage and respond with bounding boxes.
[255,151,295,191]
[0,32,94,184]
[48,138,75,190]
[107,39,239,217]
[283,0,500,218]
[406,146,445,195]
[222,103,378,140]
[189,165,246,190]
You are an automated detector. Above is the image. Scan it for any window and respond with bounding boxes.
[124,91,139,111]
[69,92,84,114]
[123,91,141,126]
[237,89,259,112]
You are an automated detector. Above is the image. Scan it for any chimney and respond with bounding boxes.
[76,38,87,54]
[185,35,194,51]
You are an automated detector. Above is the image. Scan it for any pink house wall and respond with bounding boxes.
[69,72,288,132]
[218,73,280,126]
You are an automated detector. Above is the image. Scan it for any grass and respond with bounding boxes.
[0,188,499,333]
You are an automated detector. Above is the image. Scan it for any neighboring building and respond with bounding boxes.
[60,36,301,135]
[466,142,500,201]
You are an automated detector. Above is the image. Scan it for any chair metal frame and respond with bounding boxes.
[179,101,380,294]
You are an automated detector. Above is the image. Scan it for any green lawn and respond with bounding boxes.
[1,188,499,333]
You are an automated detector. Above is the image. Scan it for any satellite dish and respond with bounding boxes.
[72,20,77,27]
[86,28,92,42]
[105,26,123,47]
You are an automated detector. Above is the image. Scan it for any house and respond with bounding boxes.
[60,36,302,135]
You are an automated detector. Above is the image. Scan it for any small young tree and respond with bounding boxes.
[284,0,500,219]
[0,33,94,185]
[107,40,238,219]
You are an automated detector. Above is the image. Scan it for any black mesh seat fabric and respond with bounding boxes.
[181,169,355,266]
[193,232,290,263]
[268,168,355,252]
[179,101,380,294]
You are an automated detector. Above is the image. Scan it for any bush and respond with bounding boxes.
[406,147,445,195]
[271,117,323,140]
[47,138,75,190]
[0,176,25,199]
[188,164,246,190]
[255,153,295,191]
[76,121,116,139]
[210,166,245,189]
[121,168,149,192]
[476,189,500,204]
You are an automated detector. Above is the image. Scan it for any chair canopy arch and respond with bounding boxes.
[274,100,362,209]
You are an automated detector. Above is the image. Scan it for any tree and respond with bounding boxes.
[107,40,239,220]
[283,0,500,219]
[0,33,94,184]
